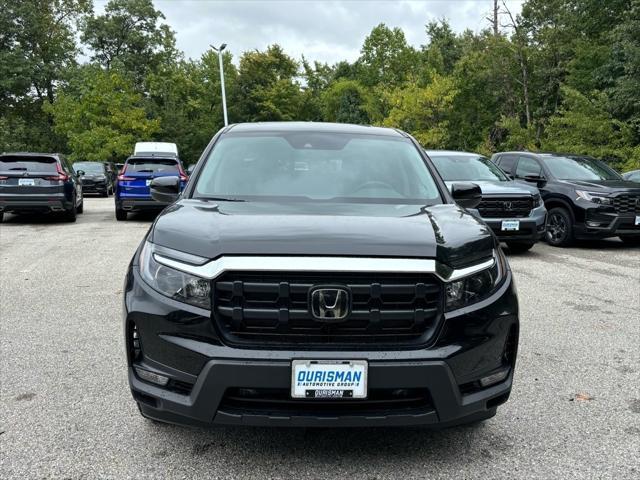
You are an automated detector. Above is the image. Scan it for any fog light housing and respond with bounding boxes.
[586,221,602,227]
[134,367,169,386]
[479,368,510,388]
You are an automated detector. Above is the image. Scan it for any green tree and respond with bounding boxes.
[422,20,461,75]
[236,45,302,121]
[44,66,159,162]
[358,24,418,87]
[542,86,638,168]
[321,80,371,124]
[81,0,178,86]
[0,0,91,152]
[382,74,456,147]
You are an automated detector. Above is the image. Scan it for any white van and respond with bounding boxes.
[134,142,178,157]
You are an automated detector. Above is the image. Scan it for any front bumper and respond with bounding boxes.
[81,180,108,193]
[125,264,519,428]
[477,205,547,242]
[574,209,640,239]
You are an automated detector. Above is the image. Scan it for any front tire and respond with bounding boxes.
[546,207,573,247]
[619,235,640,246]
[506,241,535,253]
[116,207,127,221]
[77,199,84,213]
[0,212,4,223]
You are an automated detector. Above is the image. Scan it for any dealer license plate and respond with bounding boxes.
[291,360,367,399]
[501,220,520,231]
[635,215,640,226]
[18,178,35,186]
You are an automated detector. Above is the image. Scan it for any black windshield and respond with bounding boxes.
[0,155,58,173]
[73,162,104,173]
[430,154,509,182]
[125,159,179,174]
[194,133,442,204]
[543,156,621,181]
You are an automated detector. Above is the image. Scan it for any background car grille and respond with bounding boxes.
[613,194,640,213]
[212,271,443,349]
[477,197,533,218]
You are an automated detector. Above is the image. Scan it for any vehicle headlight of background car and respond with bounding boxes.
[532,193,543,207]
[575,190,613,205]
[139,241,211,309]
[445,248,508,311]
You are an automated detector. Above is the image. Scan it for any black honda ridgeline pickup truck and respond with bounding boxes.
[124,123,519,428]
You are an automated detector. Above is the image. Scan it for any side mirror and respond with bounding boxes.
[77,170,85,176]
[150,176,180,203]
[524,175,546,187]
[451,182,482,209]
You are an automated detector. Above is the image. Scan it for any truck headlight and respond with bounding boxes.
[575,190,612,205]
[532,193,542,207]
[139,241,211,309]
[445,249,507,311]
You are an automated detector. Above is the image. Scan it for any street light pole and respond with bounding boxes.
[211,43,229,126]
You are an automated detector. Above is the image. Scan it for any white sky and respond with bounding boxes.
[93,0,524,64]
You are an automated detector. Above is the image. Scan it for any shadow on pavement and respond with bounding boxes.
[147,421,501,468]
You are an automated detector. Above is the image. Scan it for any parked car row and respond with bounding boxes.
[1,123,639,432]
[425,150,640,248]
[2,144,639,249]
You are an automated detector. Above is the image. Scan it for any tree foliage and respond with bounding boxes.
[44,66,159,162]
[1,0,639,171]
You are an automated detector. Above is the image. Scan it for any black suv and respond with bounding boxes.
[73,161,114,197]
[0,152,84,222]
[492,152,640,246]
[124,123,519,428]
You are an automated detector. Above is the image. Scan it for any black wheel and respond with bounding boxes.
[101,189,109,197]
[77,199,84,213]
[619,235,640,246]
[546,207,573,247]
[116,207,127,221]
[64,201,77,222]
[0,212,4,223]
[506,241,535,253]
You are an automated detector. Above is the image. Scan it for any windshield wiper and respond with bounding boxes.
[136,169,154,173]
[8,167,27,171]
[196,196,246,202]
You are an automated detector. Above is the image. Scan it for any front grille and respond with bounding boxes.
[212,271,443,348]
[613,194,640,213]
[478,197,533,218]
[219,387,434,417]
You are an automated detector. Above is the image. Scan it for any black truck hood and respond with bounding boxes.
[150,199,496,269]
[560,179,640,193]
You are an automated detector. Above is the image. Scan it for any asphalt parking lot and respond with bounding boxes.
[1,197,639,479]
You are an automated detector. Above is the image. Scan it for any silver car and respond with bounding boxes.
[426,150,547,252]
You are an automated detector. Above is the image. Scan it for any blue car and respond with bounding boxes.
[115,155,187,221]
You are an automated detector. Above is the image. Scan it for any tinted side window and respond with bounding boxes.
[496,155,517,174]
[515,157,542,178]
